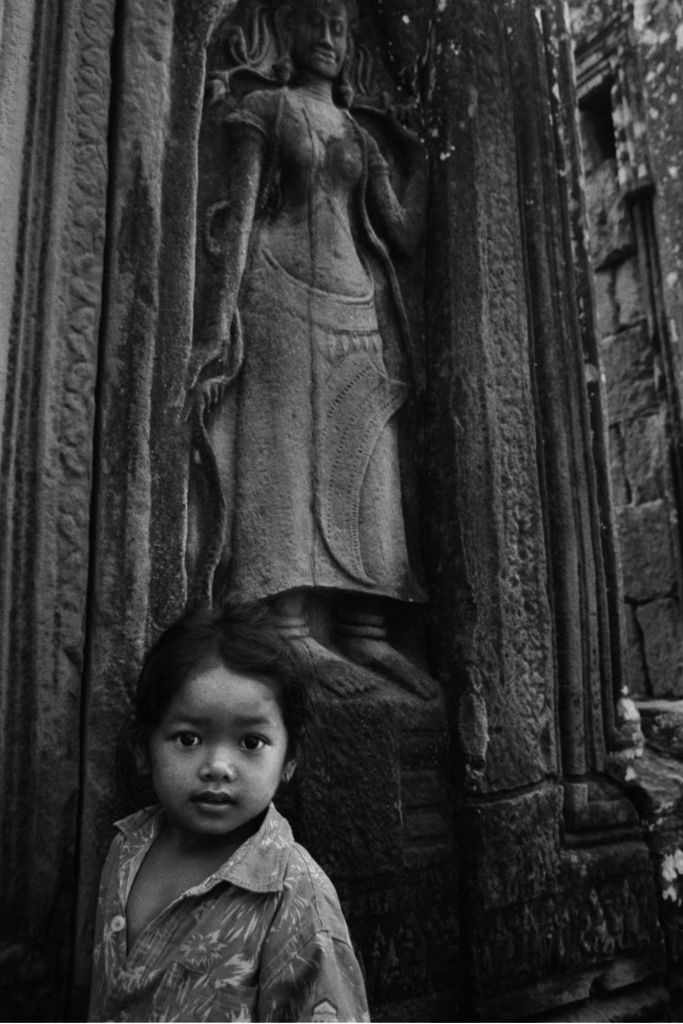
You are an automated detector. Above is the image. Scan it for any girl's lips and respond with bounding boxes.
[192,791,236,805]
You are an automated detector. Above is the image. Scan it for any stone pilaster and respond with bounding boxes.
[0,0,115,1016]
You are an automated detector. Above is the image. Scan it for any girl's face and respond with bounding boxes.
[290,0,348,80]
[148,662,292,848]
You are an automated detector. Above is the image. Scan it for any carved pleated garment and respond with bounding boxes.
[223,242,422,602]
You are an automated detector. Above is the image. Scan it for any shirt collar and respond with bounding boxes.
[114,802,294,894]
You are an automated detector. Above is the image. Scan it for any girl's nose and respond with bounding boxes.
[200,747,236,780]
[319,20,334,46]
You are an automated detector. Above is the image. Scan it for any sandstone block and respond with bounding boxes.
[623,411,668,505]
[637,701,683,761]
[635,599,683,698]
[584,158,635,268]
[608,423,629,505]
[600,324,657,422]
[615,256,645,328]
[594,268,618,337]
[617,501,677,601]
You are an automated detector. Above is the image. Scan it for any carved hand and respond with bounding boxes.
[200,376,229,414]
[186,370,235,424]
[380,95,426,149]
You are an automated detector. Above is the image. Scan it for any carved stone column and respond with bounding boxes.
[422,0,665,1016]
[0,0,115,1016]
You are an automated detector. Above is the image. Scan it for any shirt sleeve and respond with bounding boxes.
[257,928,370,1023]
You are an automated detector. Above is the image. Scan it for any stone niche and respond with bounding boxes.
[0,0,672,1021]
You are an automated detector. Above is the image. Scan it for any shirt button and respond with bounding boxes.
[111,915,126,933]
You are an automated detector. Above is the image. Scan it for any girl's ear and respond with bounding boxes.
[281,759,296,785]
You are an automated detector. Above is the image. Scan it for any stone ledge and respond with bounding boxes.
[479,959,668,1021]
[628,747,683,818]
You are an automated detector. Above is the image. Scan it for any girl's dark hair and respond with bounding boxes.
[117,603,309,800]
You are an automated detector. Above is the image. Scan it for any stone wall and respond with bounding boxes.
[571,0,683,699]
[570,0,683,1007]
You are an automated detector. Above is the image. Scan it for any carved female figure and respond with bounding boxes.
[190,0,432,694]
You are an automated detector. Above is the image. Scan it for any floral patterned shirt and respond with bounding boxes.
[88,804,370,1022]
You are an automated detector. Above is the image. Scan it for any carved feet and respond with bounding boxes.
[273,601,440,701]
[335,609,440,701]
[335,635,439,701]
[273,610,380,697]
[287,634,381,698]
[274,605,439,701]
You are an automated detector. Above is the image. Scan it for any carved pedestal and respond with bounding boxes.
[294,683,458,1020]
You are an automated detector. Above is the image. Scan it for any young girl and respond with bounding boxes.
[88,604,370,1022]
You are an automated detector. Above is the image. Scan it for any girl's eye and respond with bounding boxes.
[174,732,200,748]
[241,735,266,751]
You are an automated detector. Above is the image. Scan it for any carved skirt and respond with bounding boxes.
[221,245,425,603]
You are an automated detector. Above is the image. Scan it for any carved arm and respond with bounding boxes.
[189,123,266,412]
[364,129,428,256]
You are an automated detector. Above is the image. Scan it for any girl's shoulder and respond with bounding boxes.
[279,841,349,932]
[284,840,333,885]
[259,839,359,993]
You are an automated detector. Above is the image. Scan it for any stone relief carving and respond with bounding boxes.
[186,0,437,697]
[472,868,659,994]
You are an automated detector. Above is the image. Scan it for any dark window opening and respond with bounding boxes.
[579,79,617,172]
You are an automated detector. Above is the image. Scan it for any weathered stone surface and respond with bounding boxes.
[293,683,457,1014]
[564,777,640,836]
[460,787,563,913]
[73,1,230,1011]
[0,0,115,1018]
[608,423,629,505]
[629,745,683,992]
[0,0,36,431]
[524,979,670,1023]
[594,269,619,337]
[616,500,677,601]
[614,256,645,328]
[623,603,649,697]
[569,0,620,44]
[628,0,683,403]
[583,158,634,268]
[599,323,657,422]
[571,4,683,1005]
[637,700,683,762]
[341,868,459,1018]
[632,749,683,820]
[469,839,663,1011]
[622,410,668,504]
[422,0,557,793]
[636,599,683,698]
